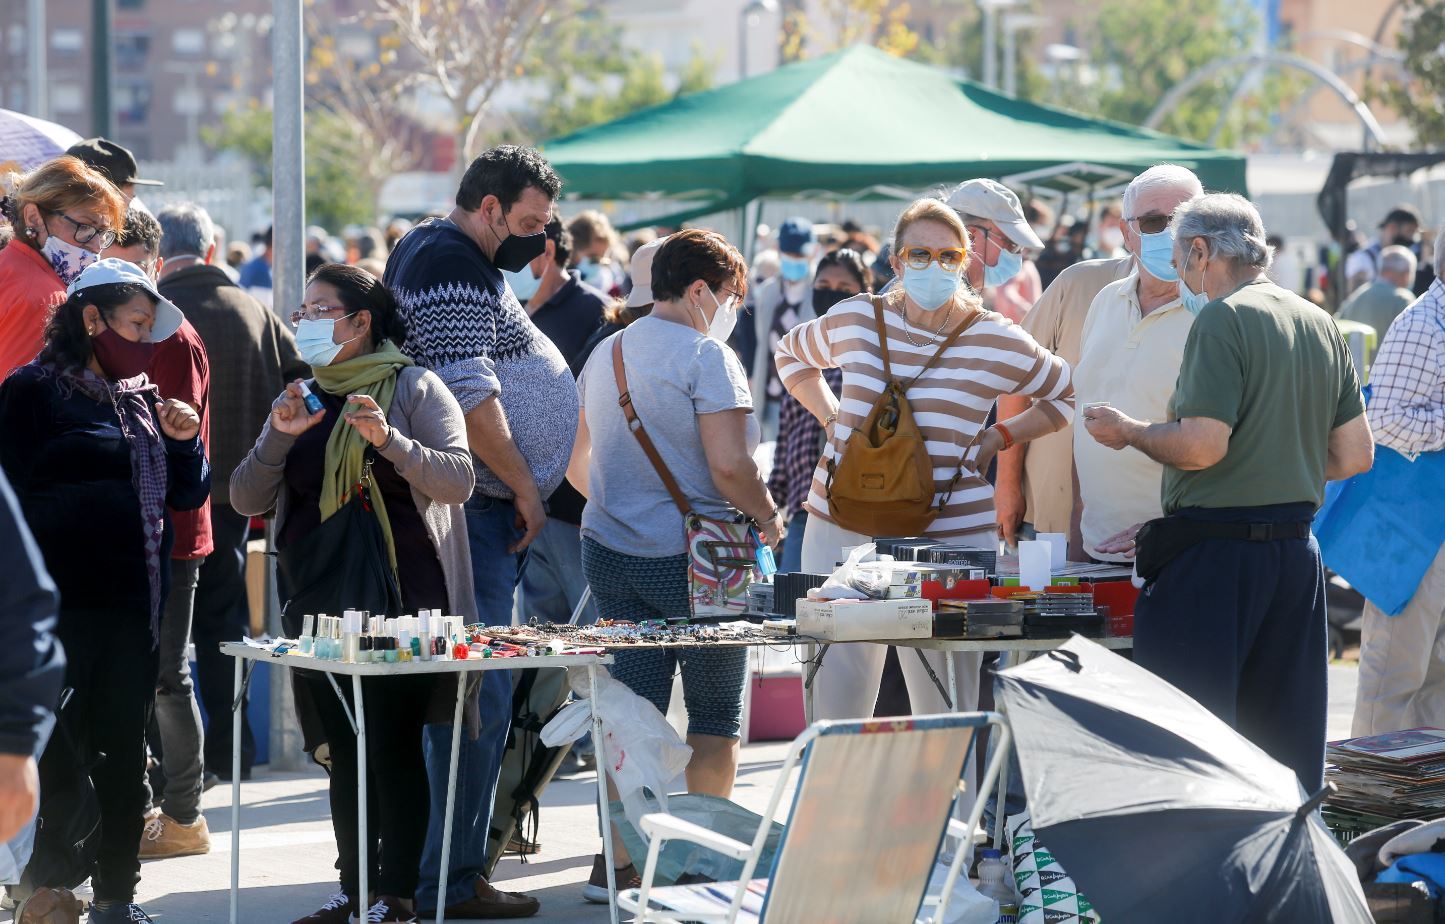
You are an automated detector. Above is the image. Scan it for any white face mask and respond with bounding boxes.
[42,234,99,286]
[693,287,738,342]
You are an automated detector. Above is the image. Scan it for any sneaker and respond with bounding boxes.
[582,854,640,904]
[353,895,416,923]
[15,887,82,924]
[292,892,355,924]
[85,903,153,923]
[417,877,539,919]
[139,812,211,859]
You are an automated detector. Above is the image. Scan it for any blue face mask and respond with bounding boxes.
[983,248,1023,287]
[296,314,360,367]
[1137,227,1178,282]
[577,257,607,289]
[504,267,541,303]
[1178,255,1210,315]
[780,255,811,283]
[903,263,960,311]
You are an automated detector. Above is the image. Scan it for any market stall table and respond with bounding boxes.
[219,641,619,924]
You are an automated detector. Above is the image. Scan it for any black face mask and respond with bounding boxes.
[812,287,853,315]
[490,212,547,273]
[1393,234,1417,248]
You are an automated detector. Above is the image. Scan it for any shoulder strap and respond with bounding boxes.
[906,310,977,389]
[612,335,691,517]
[871,294,980,389]
[870,296,894,383]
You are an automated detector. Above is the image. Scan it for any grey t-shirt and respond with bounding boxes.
[578,315,759,557]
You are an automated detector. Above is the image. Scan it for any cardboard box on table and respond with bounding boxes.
[795,598,933,641]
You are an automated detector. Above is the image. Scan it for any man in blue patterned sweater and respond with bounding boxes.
[384,145,576,920]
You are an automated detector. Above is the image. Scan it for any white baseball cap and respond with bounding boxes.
[67,257,185,342]
[946,179,1045,251]
[625,236,667,309]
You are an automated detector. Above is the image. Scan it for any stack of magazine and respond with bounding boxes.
[1325,728,1445,828]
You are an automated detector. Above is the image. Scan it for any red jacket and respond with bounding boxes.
[0,242,64,379]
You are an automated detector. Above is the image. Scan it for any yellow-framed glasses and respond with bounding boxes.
[900,245,967,273]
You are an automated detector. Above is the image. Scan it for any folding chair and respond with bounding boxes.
[618,711,1012,923]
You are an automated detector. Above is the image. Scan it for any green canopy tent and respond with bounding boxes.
[542,45,1247,230]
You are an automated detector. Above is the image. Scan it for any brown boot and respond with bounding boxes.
[15,887,82,924]
[417,877,539,919]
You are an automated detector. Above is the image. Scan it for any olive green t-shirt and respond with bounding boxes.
[1162,279,1365,513]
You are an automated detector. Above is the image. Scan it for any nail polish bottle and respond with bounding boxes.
[342,611,360,663]
[299,614,316,655]
[298,380,324,415]
[384,637,398,663]
[358,634,373,664]
[452,640,469,661]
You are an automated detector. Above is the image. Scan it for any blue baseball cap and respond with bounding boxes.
[778,217,816,256]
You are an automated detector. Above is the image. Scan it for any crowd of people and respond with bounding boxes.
[0,128,1440,924]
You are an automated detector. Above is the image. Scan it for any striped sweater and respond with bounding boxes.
[774,294,1075,538]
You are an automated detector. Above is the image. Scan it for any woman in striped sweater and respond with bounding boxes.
[775,196,1074,724]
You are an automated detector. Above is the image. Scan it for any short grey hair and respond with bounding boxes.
[1171,193,1272,271]
[1121,164,1204,218]
[155,202,216,260]
[1379,244,1417,280]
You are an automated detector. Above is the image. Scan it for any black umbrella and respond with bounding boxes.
[996,635,1370,923]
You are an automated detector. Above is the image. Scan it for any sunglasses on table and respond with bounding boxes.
[1126,213,1174,235]
[900,246,967,272]
[49,210,117,250]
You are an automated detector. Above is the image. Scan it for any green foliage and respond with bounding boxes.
[909,5,1048,102]
[1383,0,1445,147]
[524,3,716,142]
[203,103,375,230]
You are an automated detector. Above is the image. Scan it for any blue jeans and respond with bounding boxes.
[520,517,597,625]
[416,494,524,909]
[778,510,809,575]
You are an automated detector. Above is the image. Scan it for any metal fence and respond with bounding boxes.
[134,158,264,249]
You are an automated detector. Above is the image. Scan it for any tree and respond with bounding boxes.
[1381,0,1445,146]
[783,0,922,60]
[204,104,375,230]
[908,4,1048,101]
[365,0,551,174]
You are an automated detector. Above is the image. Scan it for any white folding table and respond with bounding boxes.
[220,642,620,924]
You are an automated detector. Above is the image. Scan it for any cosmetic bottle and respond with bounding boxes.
[384,637,399,663]
[343,611,361,663]
[299,614,315,655]
[298,380,324,415]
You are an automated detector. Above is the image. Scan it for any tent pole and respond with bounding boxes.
[740,200,759,264]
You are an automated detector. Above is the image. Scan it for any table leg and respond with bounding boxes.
[229,655,242,924]
[802,642,816,726]
[436,673,466,924]
[354,675,368,917]
[945,652,958,714]
[590,664,620,924]
[992,651,1013,850]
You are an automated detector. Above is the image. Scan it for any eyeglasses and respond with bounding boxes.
[966,225,1025,256]
[900,246,967,273]
[1126,213,1173,235]
[50,211,117,250]
[289,305,356,324]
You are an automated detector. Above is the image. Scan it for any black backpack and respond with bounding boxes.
[22,689,101,893]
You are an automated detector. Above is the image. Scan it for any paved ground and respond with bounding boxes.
[0,663,1361,923]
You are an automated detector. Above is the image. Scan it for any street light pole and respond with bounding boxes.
[737,0,778,82]
[982,2,997,89]
[27,0,45,118]
[1003,13,1046,98]
[91,0,114,136]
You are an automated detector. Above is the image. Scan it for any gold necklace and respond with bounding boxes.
[895,296,955,348]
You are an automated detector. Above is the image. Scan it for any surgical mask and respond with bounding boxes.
[902,263,959,311]
[693,288,738,342]
[503,266,541,303]
[43,234,99,286]
[1137,227,1178,282]
[1099,225,1125,251]
[1179,258,1210,316]
[577,257,607,289]
[296,314,361,367]
[983,249,1023,287]
[91,323,154,380]
[780,255,810,283]
[491,213,547,273]
[812,287,852,315]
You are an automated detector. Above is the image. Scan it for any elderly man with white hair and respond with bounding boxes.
[1339,243,1418,342]
[1084,193,1374,791]
[1354,227,1445,737]
[1072,164,1202,562]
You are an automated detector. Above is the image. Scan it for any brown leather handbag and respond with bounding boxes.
[825,296,977,537]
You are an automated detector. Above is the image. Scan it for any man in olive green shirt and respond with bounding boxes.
[1083,194,1373,790]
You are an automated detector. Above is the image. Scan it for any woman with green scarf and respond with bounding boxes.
[230,263,475,924]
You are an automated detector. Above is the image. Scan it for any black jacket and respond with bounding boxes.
[0,466,64,756]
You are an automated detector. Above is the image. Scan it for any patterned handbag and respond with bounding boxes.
[612,335,756,617]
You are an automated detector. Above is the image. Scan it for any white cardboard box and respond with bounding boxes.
[795,598,933,641]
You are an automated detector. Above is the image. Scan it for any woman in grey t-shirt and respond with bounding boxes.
[568,230,785,898]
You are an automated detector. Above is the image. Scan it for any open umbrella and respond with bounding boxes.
[0,108,83,175]
[996,635,1370,923]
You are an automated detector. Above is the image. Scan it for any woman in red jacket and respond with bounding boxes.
[0,156,126,377]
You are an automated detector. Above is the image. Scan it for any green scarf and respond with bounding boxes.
[312,339,414,572]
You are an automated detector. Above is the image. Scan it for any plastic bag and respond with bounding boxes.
[1008,812,1102,923]
[541,667,692,829]
[918,859,999,924]
[815,542,877,600]
[612,793,784,885]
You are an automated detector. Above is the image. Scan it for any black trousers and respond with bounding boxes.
[36,607,159,903]
[1134,503,1328,791]
[300,671,433,899]
[194,503,255,774]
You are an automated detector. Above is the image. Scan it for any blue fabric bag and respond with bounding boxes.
[1315,438,1445,616]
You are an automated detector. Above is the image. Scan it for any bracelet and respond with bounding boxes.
[993,422,1015,452]
[823,411,838,428]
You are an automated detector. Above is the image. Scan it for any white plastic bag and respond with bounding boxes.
[814,542,877,600]
[542,667,693,829]
[917,859,999,924]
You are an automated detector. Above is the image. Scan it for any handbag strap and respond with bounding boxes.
[870,294,976,391]
[612,334,692,518]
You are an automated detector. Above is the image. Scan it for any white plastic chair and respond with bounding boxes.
[617,711,1012,923]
